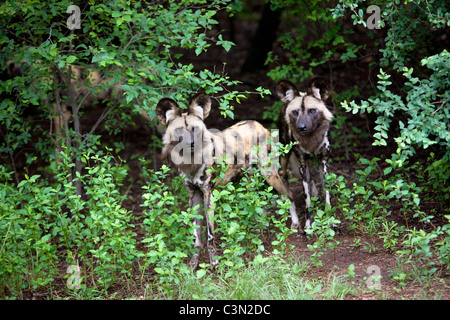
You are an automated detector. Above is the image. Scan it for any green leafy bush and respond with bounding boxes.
[140,164,196,294]
[0,148,138,297]
[0,170,58,298]
[333,1,449,182]
[212,163,296,277]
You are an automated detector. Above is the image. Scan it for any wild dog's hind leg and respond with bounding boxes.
[265,173,300,231]
[187,185,203,269]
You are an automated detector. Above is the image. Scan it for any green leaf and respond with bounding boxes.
[221,203,232,212]
[383,166,393,175]
[66,55,77,64]
[225,109,234,119]
[196,269,207,279]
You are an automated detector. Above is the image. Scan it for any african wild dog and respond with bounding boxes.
[156,92,299,269]
[276,77,333,232]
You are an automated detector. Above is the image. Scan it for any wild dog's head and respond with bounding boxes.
[276,77,333,136]
[156,92,213,167]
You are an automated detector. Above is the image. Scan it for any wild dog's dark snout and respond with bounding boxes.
[296,115,310,132]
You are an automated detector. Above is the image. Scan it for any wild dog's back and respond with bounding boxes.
[212,120,273,167]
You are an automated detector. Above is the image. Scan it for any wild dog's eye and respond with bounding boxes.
[308,108,317,114]
[291,110,299,117]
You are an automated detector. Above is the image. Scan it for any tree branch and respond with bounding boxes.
[431,98,449,115]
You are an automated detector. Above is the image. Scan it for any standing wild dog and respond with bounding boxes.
[276,77,333,232]
[156,92,299,269]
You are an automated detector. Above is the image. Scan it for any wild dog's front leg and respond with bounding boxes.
[280,154,290,183]
[297,154,313,231]
[320,158,331,206]
[202,186,219,267]
[187,185,203,269]
[319,155,340,233]
[318,143,331,205]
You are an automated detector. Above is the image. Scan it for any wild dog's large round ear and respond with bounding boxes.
[156,98,180,125]
[276,80,299,103]
[188,92,211,120]
[307,77,330,101]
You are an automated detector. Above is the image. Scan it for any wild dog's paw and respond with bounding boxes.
[300,231,307,239]
[290,222,300,231]
[331,223,343,235]
[207,247,219,268]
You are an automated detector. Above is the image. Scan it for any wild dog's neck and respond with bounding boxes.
[178,162,206,177]
[178,129,216,188]
[182,163,211,188]
[294,123,329,155]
